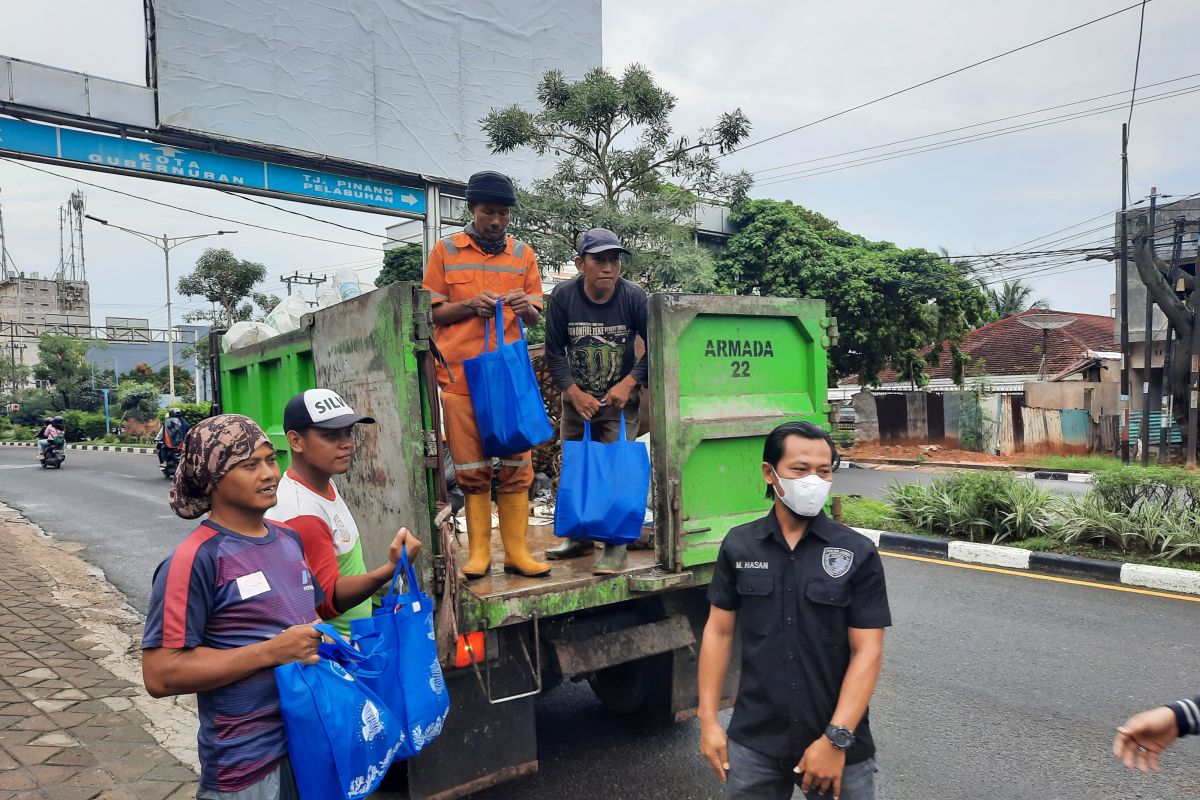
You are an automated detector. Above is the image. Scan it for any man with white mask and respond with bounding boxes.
[696,421,891,800]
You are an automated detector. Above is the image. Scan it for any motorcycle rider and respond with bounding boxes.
[158,408,190,466]
[37,416,63,461]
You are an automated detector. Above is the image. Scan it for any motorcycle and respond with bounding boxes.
[41,439,66,470]
[161,446,182,480]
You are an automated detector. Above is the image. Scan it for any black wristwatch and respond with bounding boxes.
[824,724,855,750]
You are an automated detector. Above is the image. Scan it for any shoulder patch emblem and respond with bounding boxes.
[822,547,854,579]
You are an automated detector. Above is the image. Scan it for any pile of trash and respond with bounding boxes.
[223,268,363,351]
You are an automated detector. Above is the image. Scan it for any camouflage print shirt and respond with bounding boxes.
[545,275,649,397]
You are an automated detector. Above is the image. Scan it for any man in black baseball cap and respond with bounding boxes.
[544,228,649,574]
[269,389,420,636]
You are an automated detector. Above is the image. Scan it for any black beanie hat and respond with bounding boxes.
[465,170,517,206]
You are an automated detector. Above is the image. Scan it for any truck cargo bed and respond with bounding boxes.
[455,521,657,602]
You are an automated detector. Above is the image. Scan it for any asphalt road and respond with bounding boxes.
[0,446,193,612]
[834,462,1089,501]
[1,447,1195,799]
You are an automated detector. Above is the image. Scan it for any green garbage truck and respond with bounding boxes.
[214,282,836,799]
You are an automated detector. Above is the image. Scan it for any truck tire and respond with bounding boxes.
[587,652,671,721]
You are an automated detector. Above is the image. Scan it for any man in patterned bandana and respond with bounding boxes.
[141,414,416,800]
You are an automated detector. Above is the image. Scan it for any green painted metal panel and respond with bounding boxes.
[217,330,317,471]
[217,283,436,581]
[649,294,832,572]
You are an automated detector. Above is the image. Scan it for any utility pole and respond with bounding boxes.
[85,216,236,404]
[1190,232,1200,469]
[1159,218,1185,463]
[280,271,326,297]
[1140,187,1158,467]
[1119,124,1131,464]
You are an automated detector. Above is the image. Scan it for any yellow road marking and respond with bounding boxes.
[881,551,1200,603]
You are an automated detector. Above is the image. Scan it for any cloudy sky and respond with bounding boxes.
[1,0,1198,326]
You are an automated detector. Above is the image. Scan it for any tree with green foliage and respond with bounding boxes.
[117,382,161,423]
[33,334,101,411]
[9,388,55,426]
[983,279,1050,319]
[717,199,991,386]
[375,244,425,288]
[482,65,751,291]
[178,248,276,328]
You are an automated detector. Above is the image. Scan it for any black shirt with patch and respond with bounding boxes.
[707,510,891,765]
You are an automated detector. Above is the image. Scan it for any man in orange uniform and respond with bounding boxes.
[423,170,550,579]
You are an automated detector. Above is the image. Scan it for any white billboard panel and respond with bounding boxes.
[151,0,602,184]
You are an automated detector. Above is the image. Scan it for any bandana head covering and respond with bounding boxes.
[169,414,272,520]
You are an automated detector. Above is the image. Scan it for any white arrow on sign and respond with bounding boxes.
[400,193,419,206]
[153,145,182,158]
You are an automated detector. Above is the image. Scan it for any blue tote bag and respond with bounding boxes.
[351,550,450,760]
[276,623,405,800]
[462,299,553,456]
[554,414,651,545]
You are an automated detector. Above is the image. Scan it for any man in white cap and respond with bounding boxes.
[269,388,420,636]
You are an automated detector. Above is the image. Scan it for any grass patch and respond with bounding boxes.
[1016,454,1126,472]
[1018,536,1058,552]
[838,496,918,534]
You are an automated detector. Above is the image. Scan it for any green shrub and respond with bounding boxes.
[60,410,108,442]
[886,472,1057,544]
[1056,466,1200,562]
[831,429,855,450]
[1090,466,1200,514]
[6,426,35,441]
[117,383,161,423]
[156,402,211,426]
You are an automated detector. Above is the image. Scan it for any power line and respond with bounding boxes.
[754,84,1200,186]
[221,190,426,245]
[1127,0,1150,133]
[730,1,1153,155]
[751,73,1199,177]
[0,158,387,252]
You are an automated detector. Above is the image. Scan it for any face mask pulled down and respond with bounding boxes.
[771,469,832,518]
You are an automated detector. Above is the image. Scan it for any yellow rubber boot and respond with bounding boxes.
[497,492,551,577]
[462,493,494,580]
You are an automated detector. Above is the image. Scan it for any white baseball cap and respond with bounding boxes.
[284,389,376,431]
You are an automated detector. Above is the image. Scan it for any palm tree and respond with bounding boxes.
[985,279,1050,319]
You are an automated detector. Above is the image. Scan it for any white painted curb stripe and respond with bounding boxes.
[948,541,1032,569]
[852,528,883,546]
[1120,563,1200,595]
[852,525,1200,596]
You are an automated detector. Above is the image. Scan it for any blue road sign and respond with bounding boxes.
[59,127,266,189]
[0,116,58,159]
[266,164,425,214]
[0,115,426,216]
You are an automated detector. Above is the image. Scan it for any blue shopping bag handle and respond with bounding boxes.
[580,411,627,443]
[386,547,421,602]
[313,623,385,677]
[481,299,528,354]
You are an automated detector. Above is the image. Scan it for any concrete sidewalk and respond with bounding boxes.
[0,504,198,800]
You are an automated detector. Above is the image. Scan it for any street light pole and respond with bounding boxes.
[84,216,235,405]
[163,235,175,402]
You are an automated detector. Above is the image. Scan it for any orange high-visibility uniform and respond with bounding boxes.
[423,232,543,494]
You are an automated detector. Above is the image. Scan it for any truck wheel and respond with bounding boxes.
[588,653,671,720]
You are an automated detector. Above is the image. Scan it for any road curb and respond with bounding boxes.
[852,527,1200,596]
[0,441,155,456]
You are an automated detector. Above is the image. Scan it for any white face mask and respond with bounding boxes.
[770,469,832,518]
